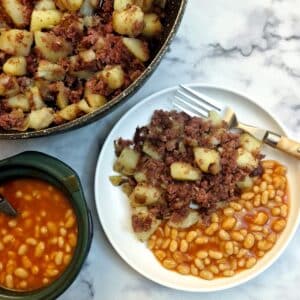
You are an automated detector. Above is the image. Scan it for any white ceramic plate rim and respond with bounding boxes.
[94,83,300,292]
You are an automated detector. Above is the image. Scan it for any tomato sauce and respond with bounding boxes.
[0,178,78,291]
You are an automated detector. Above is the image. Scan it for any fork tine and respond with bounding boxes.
[179,85,222,112]
[173,101,207,118]
[173,96,208,118]
[177,89,211,114]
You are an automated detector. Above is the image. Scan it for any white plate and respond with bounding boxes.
[94,84,300,292]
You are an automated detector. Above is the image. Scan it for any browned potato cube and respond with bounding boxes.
[129,183,161,207]
[114,147,140,175]
[113,5,144,37]
[170,162,201,181]
[34,31,72,63]
[194,147,221,174]
[142,13,162,37]
[122,37,150,62]
[0,30,33,56]
[1,0,30,27]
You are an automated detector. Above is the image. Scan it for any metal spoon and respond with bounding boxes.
[0,194,18,217]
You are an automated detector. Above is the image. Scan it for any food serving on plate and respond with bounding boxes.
[111,109,289,280]
[0,178,78,291]
[0,0,166,132]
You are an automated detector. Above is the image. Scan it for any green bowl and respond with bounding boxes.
[0,151,93,300]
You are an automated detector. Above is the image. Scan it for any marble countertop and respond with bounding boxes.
[1,0,300,299]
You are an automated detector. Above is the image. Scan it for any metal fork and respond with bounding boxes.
[173,85,300,159]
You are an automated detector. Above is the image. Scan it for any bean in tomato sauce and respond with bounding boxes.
[149,161,289,280]
[0,178,78,291]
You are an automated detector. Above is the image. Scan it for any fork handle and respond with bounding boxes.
[264,132,300,159]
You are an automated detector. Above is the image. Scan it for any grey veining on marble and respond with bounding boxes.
[1,1,300,299]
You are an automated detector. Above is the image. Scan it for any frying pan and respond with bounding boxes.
[0,0,187,139]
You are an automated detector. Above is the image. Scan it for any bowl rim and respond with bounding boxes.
[0,0,188,140]
[0,151,93,300]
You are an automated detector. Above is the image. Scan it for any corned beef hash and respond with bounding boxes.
[0,0,165,131]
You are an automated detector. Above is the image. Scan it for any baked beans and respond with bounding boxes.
[0,179,78,291]
[149,161,289,280]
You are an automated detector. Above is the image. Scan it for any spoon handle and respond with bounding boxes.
[0,194,18,217]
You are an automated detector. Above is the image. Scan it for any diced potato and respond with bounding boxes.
[57,104,80,121]
[114,147,140,175]
[193,147,221,174]
[77,99,94,114]
[1,0,29,27]
[109,175,126,186]
[142,13,162,37]
[110,176,122,186]
[55,0,84,11]
[112,5,144,37]
[236,148,258,169]
[29,86,45,110]
[35,0,57,10]
[132,206,148,216]
[101,65,125,90]
[236,175,254,190]
[7,94,30,112]
[134,219,160,242]
[129,183,161,207]
[28,107,54,130]
[132,206,161,242]
[208,110,222,126]
[67,54,79,69]
[240,133,262,153]
[3,56,27,76]
[114,0,135,11]
[114,0,153,11]
[30,10,62,32]
[134,171,147,183]
[142,140,162,160]
[79,49,96,63]
[37,60,66,81]
[170,162,202,181]
[63,14,84,33]
[56,82,69,109]
[56,94,68,109]
[94,37,106,50]
[122,37,149,62]
[122,182,134,196]
[85,94,107,108]
[168,210,200,229]
[34,31,72,63]
[0,74,20,97]
[0,30,33,56]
